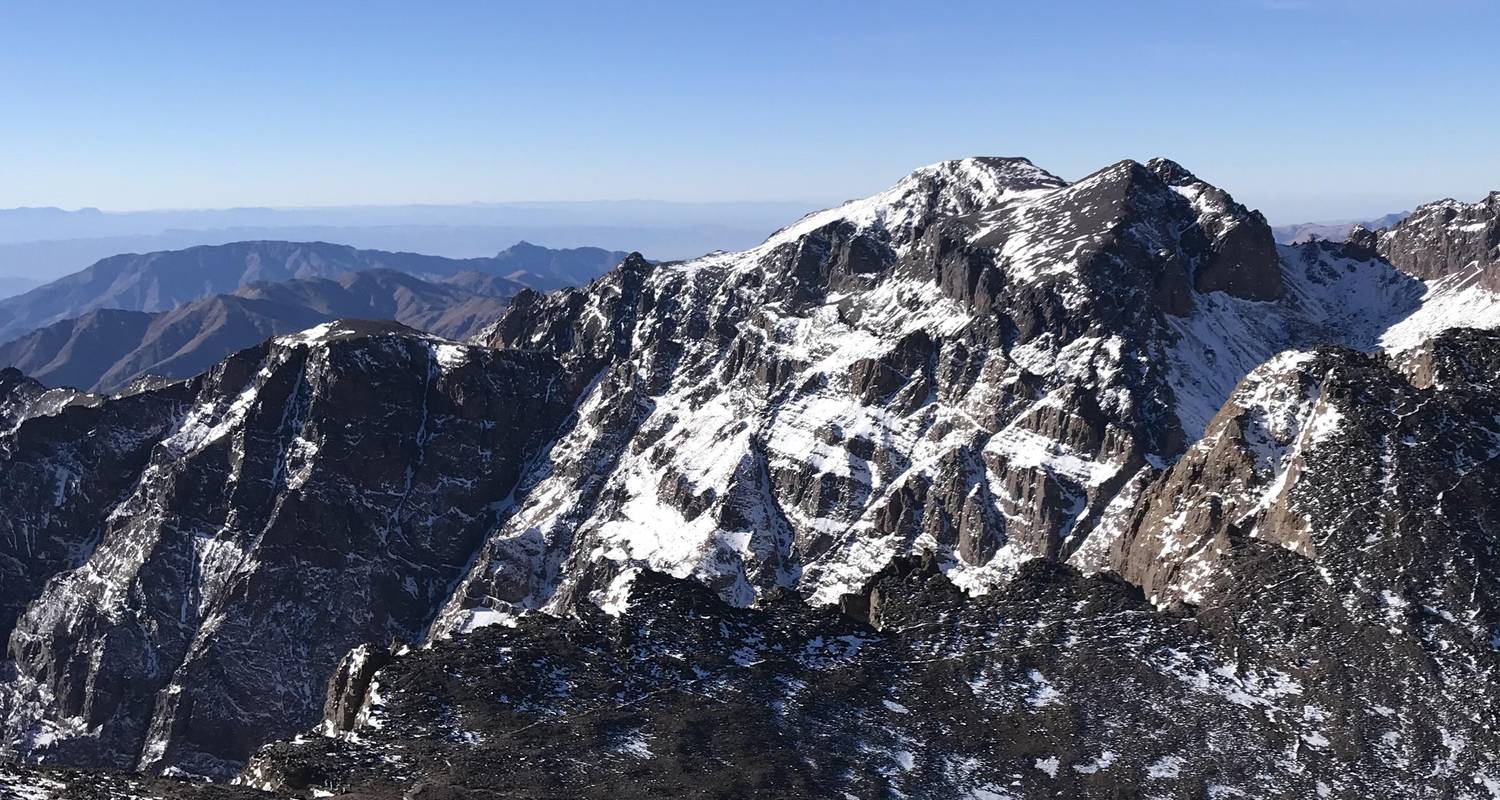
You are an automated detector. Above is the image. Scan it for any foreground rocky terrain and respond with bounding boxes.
[1,156,1499,797]
[228,329,1500,800]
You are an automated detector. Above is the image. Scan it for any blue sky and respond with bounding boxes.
[0,0,1495,221]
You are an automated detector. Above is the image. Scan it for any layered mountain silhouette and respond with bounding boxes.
[0,269,523,392]
[0,239,627,344]
[1271,211,1409,244]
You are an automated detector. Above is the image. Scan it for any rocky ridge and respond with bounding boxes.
[2,321,571,777]
[1,156,1499,793]
[1353,191,1500,286]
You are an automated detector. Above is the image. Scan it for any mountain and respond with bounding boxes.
[1352,191,1500,286]
[1272,211,1408,244]
[0,270,522,393]
[0,321,571,778]
[478,239,640,288]
[431,156,1458,631]
[1,156,1498,796]
[231,268,523,340]
[245,323,1500,799]
[0,275,39,300]
[0,240,627,344]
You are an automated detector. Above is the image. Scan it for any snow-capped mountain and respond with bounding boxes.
[1,156,1499,797]
[433,157,1498,632]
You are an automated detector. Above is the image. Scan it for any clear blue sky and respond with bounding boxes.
[1,0,1495,222]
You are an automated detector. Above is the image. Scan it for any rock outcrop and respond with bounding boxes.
[1355,191,1500,287]
[1,321,571,777]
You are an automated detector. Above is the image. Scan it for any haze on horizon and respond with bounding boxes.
[1,0,1496,225]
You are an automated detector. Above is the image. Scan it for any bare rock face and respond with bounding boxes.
[229,555,1500,799]
[0,371,180,640]
[1361,191,1500,287]
[1114,329,1500,620]
[1111,349,1330,605]
[0,366,103,430]
[4,157,1500,794]
[436,156,1335,635]
[1147,157,1284,302]
[0,321,571,777]
[321,643,400,736]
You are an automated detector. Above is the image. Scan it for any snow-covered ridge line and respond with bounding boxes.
[440,156,1500,639]
[759,156,1067,253]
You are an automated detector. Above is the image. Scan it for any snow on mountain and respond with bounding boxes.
[1,322,570,777]
[766,156,1067,250]
[3,154,1500,787]
[1379,264,1500,351]
[1359,191,1500,284]
[434,156,1500,636]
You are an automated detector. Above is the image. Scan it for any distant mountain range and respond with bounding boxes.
[0,240,625,345]
[0,200,816,280]
[1271,211,1409,244]
[0,269,523,393]
[0,201,818,244]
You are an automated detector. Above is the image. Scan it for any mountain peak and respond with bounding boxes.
[891,156,1069,207]
[910,155,1065,188]
[766,155,1066,249]
[274,318,437,347]
[1368,187,1500,284]
[1144,156,1198,186]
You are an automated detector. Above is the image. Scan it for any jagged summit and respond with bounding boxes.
[765,156,1067,249]
[1143,155,1195,184]
[1356,190,1500,287]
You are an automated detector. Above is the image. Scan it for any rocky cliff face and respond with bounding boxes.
[3,156,1500,794]
[432,156,1482,637]
[1353,191,1500,287]
[0,321,570,777]
[1116,329,1500,614]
